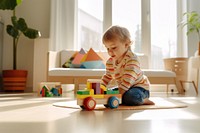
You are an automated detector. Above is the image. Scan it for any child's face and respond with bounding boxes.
[104,39,129,61]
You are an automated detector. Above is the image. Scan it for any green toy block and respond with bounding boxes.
[45,91,53,97]
[42,85,49,91]
[46,92,53,97]
[106,90,119,94]
[77,90,90,95]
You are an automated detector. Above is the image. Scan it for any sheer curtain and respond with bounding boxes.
[49,0,77,51]
[150,0,177,69]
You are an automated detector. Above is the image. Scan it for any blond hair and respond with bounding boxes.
[102,25,132,45]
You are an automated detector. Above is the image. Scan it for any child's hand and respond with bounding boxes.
[119,88,126,95]
[112,88,119,91]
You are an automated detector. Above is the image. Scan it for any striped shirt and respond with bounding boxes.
[101,50,150,91]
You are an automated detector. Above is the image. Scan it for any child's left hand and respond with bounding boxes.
[119,88,126,95]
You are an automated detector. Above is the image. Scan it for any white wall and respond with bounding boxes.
[33,38,49,92]
[0,0,50,92]
[187,0,200,57]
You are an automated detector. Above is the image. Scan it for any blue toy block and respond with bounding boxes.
[51,88,59,96]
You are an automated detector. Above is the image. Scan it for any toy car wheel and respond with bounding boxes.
[104,104,109,108]
[80,105,85,109]
[83,97,96,111]
[108,96,119,109]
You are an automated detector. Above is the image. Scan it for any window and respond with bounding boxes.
[112,0,141,53]
[51,0,184,69]
[150,0,177,69]
[77,0,142,52]
[78,0,103,51]
[78,0,178,68]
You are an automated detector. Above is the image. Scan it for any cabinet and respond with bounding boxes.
[189,56,200,93]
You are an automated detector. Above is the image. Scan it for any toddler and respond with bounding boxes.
[101,25,154,105]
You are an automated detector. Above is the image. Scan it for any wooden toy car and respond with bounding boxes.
[76,79,122,111]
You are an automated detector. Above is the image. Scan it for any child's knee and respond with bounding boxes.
[122,89,143,105]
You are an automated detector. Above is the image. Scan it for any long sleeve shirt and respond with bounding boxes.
[101,50,150,91]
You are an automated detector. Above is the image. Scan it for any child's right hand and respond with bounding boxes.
[112,88,119,91]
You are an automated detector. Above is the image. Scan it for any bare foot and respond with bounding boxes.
[143,98,155,105]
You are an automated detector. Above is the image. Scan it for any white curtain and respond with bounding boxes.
[49,0,77,51]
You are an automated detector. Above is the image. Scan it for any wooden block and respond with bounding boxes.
[106,90,119,94]
[87,82,92,89]
[104,94,121,99]
[77,90,90,95]
[90,89,94,95]
[95,83,101,94]
[100,84,107,91]
[87,79,102,83]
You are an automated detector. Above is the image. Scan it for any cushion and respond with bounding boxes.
[62,51,78,68]
[62,48,105,69]
[81,48,105,69]
[72,48,86,68]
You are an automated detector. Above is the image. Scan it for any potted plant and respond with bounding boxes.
[180,11,200,56]
[0,0,41,91]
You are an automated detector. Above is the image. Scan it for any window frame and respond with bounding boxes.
[73,0,187,68]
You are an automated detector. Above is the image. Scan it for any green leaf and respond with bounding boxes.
[17,0,22,5]
[11,17,28,32]
[188,27,195,33]
[0,0,22,10]
[197,23,200,29]
[23,28,41,39]
[181,11,200,39]
[17,18,28,32]
[6,25,19,38]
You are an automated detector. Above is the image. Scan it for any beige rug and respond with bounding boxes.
[53,97,187,111]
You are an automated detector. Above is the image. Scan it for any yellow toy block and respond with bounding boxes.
[92,94,104,98]
[87,82,92,89]
[77,94,104,99]
[90,89,94,95]
[100,84,106,91]
[77,95,89,99]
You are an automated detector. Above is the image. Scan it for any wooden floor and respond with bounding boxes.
[0,91,200,133]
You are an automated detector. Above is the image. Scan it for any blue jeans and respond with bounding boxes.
[122,86,150,106]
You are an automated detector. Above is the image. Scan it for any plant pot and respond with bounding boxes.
[2,70,28,91]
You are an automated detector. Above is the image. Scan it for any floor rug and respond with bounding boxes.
[53,97,187,111]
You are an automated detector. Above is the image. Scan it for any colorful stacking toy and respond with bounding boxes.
[77,79,122,111]
[40,85,62,97]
